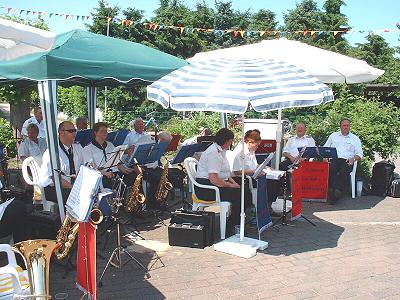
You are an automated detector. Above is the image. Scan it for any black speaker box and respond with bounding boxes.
[168,223,205,249]
[171,209,215,246]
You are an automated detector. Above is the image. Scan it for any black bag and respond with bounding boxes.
[29,210,61,239]
[168,223,205,249]
[171,209,215,246]
[370,161,395,196]
[389,179,400,198]
[168,167,186,189]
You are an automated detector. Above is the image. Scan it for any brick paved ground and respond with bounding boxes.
[49,191,400,300]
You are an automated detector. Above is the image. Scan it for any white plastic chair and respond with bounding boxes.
[21,156,56,212]
[0,244,29,300]
[183,157,231,239]
[350,160,358,199]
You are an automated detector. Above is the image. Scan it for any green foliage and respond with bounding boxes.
[163,112,221,140]
[57,86,87,118]
[0,118,16,157]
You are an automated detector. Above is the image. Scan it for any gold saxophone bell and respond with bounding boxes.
[165,182,173,191]
[13,239,58,300]
[90,208,103,224]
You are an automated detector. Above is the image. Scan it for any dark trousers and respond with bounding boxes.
[0,199,30,243]
[44,186,71,205]
[142,167,163,207]
[329,158,353,192]
[279,159,292,171]
[194,178,252,232]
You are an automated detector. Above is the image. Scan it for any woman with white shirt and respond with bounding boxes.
[232,130,280,212]
[195,128,252,235]
[83,122,125,189]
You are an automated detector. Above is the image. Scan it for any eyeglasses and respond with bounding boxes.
[63,129,77,133]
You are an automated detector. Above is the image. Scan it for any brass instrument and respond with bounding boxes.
[13,239,58,299]
[55,209,103,260]
[155,161,173,202]
[125,165,146,214]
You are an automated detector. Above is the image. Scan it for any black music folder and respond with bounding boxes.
[170,143,200,165]
[298,146,338,159]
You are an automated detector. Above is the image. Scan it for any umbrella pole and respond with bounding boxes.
[240,114,245,241]
[275,109,283,169]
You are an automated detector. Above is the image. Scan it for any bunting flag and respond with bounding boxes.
[1,5,399,39]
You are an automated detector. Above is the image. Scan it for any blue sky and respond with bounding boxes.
[1,0,399,47]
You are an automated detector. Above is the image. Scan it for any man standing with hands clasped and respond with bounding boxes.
[324,118,363,204]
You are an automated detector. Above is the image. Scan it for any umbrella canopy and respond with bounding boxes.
[147,57,333,114]
[0,29,188,86]
[0,18,55,61]
[189,38,384,84]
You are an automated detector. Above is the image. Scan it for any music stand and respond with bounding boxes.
[297,146,338,159]
[129,141,168,166]
[197,136,215,152]
[169,144,200,209]
[98,145,128,171]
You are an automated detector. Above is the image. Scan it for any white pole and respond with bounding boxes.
[104,18,110,114]
[240,114,245,241]
[275,109,283,169]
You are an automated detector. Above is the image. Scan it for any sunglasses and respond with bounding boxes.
[63,129,77,133]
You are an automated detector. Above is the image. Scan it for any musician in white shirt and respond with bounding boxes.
[40,121,85,204]
[196,128,252,235]
[83,122,131,189]
[21,107,46,139]
[232,129,281,212]
[18,123,47,164]
[280,122,315,171]
[324,118,363,204]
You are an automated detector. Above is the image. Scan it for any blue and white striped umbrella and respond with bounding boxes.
[147,58,333,114]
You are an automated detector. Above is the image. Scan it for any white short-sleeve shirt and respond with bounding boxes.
[18,137,47,161]
[232,143,257,172]
[196,143,231,180]
[83,141,117,171]
[283,135,316,157]
[324,131,363,160]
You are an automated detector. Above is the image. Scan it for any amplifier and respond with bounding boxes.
[30,210,61,239]
[168,223,205,249]
[171,209,215,246]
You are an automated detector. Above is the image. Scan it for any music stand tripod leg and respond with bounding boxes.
[98,219,150,287]
[272,172,295,230]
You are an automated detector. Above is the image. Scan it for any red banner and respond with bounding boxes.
[77,222,97,300]
[291,167,303,219]
[300,161,329,201]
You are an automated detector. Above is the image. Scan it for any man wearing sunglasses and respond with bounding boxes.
[40,121,85,204]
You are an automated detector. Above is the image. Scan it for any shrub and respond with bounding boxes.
[0,117,16,157]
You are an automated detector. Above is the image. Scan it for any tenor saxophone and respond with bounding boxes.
[155,161,173,203]
[125,165,146,214]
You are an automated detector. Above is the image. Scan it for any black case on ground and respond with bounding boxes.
[168,223,205,249]
[170,209,215,246]
[29,210,61,239]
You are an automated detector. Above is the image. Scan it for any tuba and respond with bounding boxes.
[13,239,58,299]
[125,165,146,214]
[55,209,103,260]
[155,161,173,203]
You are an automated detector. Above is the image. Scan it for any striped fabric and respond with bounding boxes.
[0,266,29,297]
[147,58,333,114]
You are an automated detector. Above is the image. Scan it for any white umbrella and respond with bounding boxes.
[189,38,384,84]
[0,18,55,61]
[189,38,385,167]
[147,57,334,258]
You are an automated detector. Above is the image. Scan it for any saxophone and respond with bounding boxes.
[125,165,146,214]
[55,209,103,260]
[155,161,173,203]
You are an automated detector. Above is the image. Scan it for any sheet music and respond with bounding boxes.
[252,153,274,179]
[101,145,127,170]
[66,165,102,222]
[0,198,14,221]
[265,170,285,180]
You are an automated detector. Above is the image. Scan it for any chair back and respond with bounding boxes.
[0,244,29,299]
[183,157,197,185]
[21,157,40,186]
